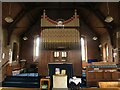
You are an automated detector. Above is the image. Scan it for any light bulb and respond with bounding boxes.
[5,16,14,23]
[93,37,98,40]
[23,37,28,40]
[105,15,113,23]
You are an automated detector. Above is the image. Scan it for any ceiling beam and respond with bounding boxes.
[86,3,115,47]
[27,12,36,24]
[87,3,115,30]
[78,9,100,38]
[6,9,26,45]
[21,2,90,10]
[6,3,38,45]
[20,10,42,37]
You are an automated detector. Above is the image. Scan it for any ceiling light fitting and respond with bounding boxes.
[104,2,113,23]
[93,36,98,40]
[23,37,28,41]
[5,3,14,23]
[5,16,13,23]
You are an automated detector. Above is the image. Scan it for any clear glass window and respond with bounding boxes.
[33,36,40,61]
[54,51,59,57]
[81,36,87,61]
[62,51,67,57]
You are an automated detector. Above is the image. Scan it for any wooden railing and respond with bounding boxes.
[0,60,9,70]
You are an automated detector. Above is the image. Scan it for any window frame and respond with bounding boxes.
[53,51,68,62]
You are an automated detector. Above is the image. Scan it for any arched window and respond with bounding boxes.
[33,36,40,62]
[12,42,18,62]
[81,36,87,62]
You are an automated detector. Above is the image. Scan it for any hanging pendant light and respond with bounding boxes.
[4,3,14,23]
[104,2,113,23]
[23,36,28,41]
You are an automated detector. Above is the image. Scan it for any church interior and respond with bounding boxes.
[0,2,120,90]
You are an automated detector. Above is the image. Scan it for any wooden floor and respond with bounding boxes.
[0,87,120,90]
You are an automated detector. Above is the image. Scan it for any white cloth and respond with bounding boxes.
[69,78,81,85]
[53,75,67,88]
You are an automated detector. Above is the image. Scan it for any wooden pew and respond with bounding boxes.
[98,82,120,88]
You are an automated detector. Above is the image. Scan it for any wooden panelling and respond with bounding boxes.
[68,50,82,76]
[112,72,120,80]
[1,61,9,81]
[104,72,112,80]
[39,50,52,76]
[87,72,95,79]
[96,72,104,80]
[38,50,82,76]
[86,68,120,87]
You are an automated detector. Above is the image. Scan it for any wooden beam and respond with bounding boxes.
[6,9,26,45]
[78,9,100,38]
[86,3,115,46]
[6,2,38,45]
[20,9,42,37]
[87,3,114,30]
